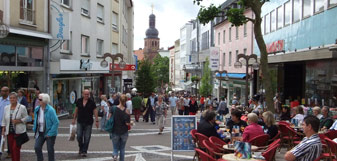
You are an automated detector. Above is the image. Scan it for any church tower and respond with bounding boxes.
[144,5,160,61]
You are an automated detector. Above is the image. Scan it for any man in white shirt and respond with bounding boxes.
[184,96,190,115]
[169,93,178,115]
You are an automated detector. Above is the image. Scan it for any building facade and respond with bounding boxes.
[256,0,337,107]
[214,0,256,104]
[0,0,52,107]
[48,0,133,115]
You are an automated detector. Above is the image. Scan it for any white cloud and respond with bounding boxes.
[133,0,224,50]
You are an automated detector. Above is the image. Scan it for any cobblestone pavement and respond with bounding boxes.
[0,112,287,161]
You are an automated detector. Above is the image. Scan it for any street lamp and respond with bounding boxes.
[215,70,229,99]
[234,54,259,107]
[100,53,126,94]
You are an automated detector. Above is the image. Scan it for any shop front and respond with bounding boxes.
[0,33,50,109]
[49,59,109,115]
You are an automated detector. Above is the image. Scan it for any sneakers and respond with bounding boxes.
[112,155,118,161]
[81,152,87,157]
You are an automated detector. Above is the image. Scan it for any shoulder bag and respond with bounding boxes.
[14,105,29,147]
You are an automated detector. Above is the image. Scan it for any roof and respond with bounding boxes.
[133,49,144,61]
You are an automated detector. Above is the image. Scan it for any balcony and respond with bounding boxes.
[20,7,35,25]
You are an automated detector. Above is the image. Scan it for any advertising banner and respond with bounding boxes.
[209,47,220,71]
[51,5,70,40]
[171,116,197,152]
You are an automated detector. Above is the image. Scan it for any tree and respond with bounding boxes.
[135,59,155,97]
[194,0,274,112]
[199,58,213,97]
[152,55,170,93]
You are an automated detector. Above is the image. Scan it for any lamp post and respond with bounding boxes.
[215,70,229,99]
[234,54,259,107]
[100,53,126,94]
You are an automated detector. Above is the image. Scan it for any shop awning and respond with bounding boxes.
[216,73,246,79]
[9,27,53,39]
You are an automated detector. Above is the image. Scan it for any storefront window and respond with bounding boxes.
[306,60,337,107]
[0,44,16,66]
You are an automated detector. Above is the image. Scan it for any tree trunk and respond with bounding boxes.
[251,2,275,113]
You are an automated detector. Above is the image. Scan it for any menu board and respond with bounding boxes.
[171,116,197,151]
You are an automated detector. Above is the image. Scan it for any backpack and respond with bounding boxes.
[104,105,117,133]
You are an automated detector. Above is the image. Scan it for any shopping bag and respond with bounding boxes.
[68,124,76,141]
[0,135,4,153]
[234,141,251,159]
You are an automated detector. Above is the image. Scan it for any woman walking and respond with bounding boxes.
[100,95,109,131]
[110,94,130,161]
[177,97,185,115]
[154,95,168,134]
[189,96,198,115]
[33,93,59,161]
[1,92,29,161]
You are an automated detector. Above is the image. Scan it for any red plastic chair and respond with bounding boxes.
[325,130,337,140]
[190,129,198,161]
[325,138,337,161]
[209,136,227,149]
[195,133,209,150]
[203,140,224,159]
[278,121,291,126]
[248,134,270,147]
[195,148,227,161]
[262,143,280,161]
[279,124,301,150]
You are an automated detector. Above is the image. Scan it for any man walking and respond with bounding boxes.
[72,89,99,157]
[0,86,10,158]
[145,92,157,124]
[169,93,178,115]
[284,115,322,161]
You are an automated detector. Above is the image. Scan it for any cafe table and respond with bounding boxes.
[223,145,259,152]
[222,154,263,161]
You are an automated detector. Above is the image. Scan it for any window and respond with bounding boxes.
[81,35,90,55]
[20,0,35,23]
[201,31,209,50]
[218,32,220,45]
[303,0,311,18]
[284,1,291,26]
[97,4,104,23]
[243,48,247,55]
[96,39,103,56]
[235,50,239,61]
[243,23,247,37]
[229,52,232,66]
[60,39,71,53]
[329,0,337,7]
[112,12,118,31]
[112,43,118,54]
[315,0,324,13]
[277,6,283,29]
[81,0,90,16]
[271,10,276,32]
[235,26,239,39]
[229,27,232,42]
[265,14,270,34]
[223,53,226,67]
[61,0,71,8]
[223,30,226,43]
[293,0,301,23]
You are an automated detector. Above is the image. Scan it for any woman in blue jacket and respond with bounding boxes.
[33,93,59,161]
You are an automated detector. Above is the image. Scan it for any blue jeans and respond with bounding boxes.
[76,123,92,154]
[100,115,106,131]
[111,132,128,161]
[34,132,56,161]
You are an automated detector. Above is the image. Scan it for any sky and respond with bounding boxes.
[133,0,223,50]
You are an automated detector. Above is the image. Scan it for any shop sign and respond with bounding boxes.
[69,91,77,104]
[109,64,136,71]
[80,59,92,71]
[266,40,284,54]
[209,47,220,71]
[51,4,70,40]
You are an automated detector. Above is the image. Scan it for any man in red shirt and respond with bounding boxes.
[200,96,205,112]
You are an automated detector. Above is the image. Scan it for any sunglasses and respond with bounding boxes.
[38,99,43,101]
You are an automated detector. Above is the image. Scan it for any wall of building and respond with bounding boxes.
[215,9,254,73]
[9,0,48,32]
[180,23,192,68]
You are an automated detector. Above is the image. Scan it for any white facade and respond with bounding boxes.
[179,22,193,69]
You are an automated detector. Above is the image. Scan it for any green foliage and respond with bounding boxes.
[199,58,213,97]
[227,8,247,26]
[191,76,201,82]
[198,4,222,25]
[152,55,169,88]
[135,59,155,97]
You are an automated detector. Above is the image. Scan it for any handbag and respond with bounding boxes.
[105,106,116,133]
[14,105,29,147]
[98,109,104,117]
